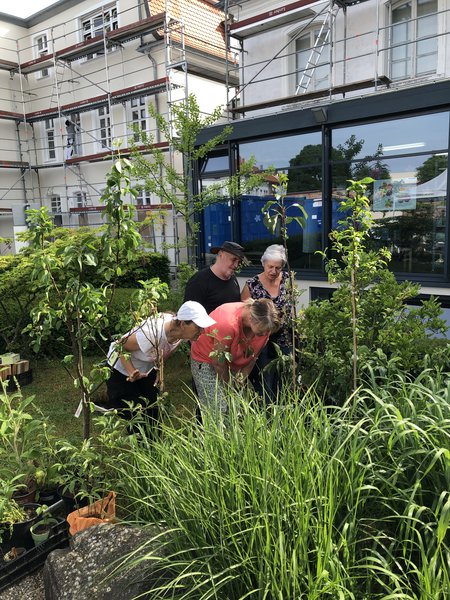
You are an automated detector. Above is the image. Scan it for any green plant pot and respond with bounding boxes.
[30,518,58,546]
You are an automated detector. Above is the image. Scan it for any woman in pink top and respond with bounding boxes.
[191,298,280,416]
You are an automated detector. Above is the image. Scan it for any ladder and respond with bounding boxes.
[50,60,66,107]
[295,4,340,95]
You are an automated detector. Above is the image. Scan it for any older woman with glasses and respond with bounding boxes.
[241,244,292,403]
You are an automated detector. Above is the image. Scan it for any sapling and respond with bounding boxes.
[261,172,307,389]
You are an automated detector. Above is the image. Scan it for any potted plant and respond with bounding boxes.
[29,506,59,546]
[0,489,38,550]
[51,416,124,513]
[0,384,54,505]
[3,546,26,562]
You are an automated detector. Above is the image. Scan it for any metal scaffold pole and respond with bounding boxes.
[165,0,189,265]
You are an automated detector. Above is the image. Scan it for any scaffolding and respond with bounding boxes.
[219,0,449,118]
[0,0,230,256]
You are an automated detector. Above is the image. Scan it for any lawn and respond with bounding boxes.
[23,349,194,442]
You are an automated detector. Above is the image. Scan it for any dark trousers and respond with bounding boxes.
[106,368,159,432]
[249,342,291,404]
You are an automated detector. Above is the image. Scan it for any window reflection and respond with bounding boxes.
[332,153,448,274]
[239,135,323,268]
[333,113,449,160]
[240,191,322,269]
[240,132,321,170]
[201,177,231,259]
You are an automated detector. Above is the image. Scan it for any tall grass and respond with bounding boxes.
[110,375,450,599]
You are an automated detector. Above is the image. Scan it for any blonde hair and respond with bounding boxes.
[244,298,280,334]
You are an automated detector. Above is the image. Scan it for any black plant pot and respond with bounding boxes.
[10,503,39,550]
[12,481,37,506]
[38,487,59,506]
[57,486,89,516]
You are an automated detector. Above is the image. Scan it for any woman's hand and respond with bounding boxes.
[126,369,148,382]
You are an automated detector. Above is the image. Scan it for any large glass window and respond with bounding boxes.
[389,0,438,80]
[198,110,449,278]
[239,132,323,268]
[332,113,449,275]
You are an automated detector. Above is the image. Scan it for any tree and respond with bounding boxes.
[131,94,268,262]
[23,155,142,439]
[262,173,307,388]
[416,154,448,184]
[287,135,389,193]
[299,178,447,401]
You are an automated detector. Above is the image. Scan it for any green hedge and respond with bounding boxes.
[0,250,170,357]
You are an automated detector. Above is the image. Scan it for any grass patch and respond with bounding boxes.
[107,375,450,599]
[23,350,193,441]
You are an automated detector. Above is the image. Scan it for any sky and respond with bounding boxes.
[0,0,60,18]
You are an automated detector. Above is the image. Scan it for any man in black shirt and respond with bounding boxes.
[184,241,248,314]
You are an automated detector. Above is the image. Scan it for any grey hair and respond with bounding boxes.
[261,244,286,266]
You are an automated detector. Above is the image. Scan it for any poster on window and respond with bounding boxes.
[373,179,417,211]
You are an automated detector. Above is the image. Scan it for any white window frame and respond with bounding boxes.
[129,96,149,142]
[136,187,153,205]
[80,2,118,61]
[44,118,56,161]
[50,195,61,213]
[388,0,438,81]
[74,191,87,208]
[291,25,330,94]
[34,32,51,79]
[97,106,111,150]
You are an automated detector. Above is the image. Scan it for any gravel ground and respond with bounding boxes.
[0,569,45,600]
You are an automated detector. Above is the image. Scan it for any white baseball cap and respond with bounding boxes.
[177,301,216,328]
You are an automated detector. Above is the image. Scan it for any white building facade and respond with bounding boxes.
[0,0,231,261]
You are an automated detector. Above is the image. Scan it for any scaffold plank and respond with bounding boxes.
[231,77,391,113]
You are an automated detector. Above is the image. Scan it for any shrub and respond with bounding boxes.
[114,251,170,288]
[297,178,448,402]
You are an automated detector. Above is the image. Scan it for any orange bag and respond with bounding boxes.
[66,491,116,536]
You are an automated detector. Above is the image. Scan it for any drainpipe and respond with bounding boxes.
[15,121,28,205]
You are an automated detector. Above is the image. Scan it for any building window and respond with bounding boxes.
[35,33,50,78]
[332,111,449,275]
[50,195,61,213]
[45,118,56,160]
[74,191,87,208]
[389,0,438,80]
[136,188,152,205]
[129,97,148,142]
[81,3,118,60]
[295,27,330,94]
[50,195,62,226]
[98,106,111,149]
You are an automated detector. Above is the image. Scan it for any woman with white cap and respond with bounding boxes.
[104,301,215,428]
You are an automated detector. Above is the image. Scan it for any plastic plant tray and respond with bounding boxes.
[0,519,69,593]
